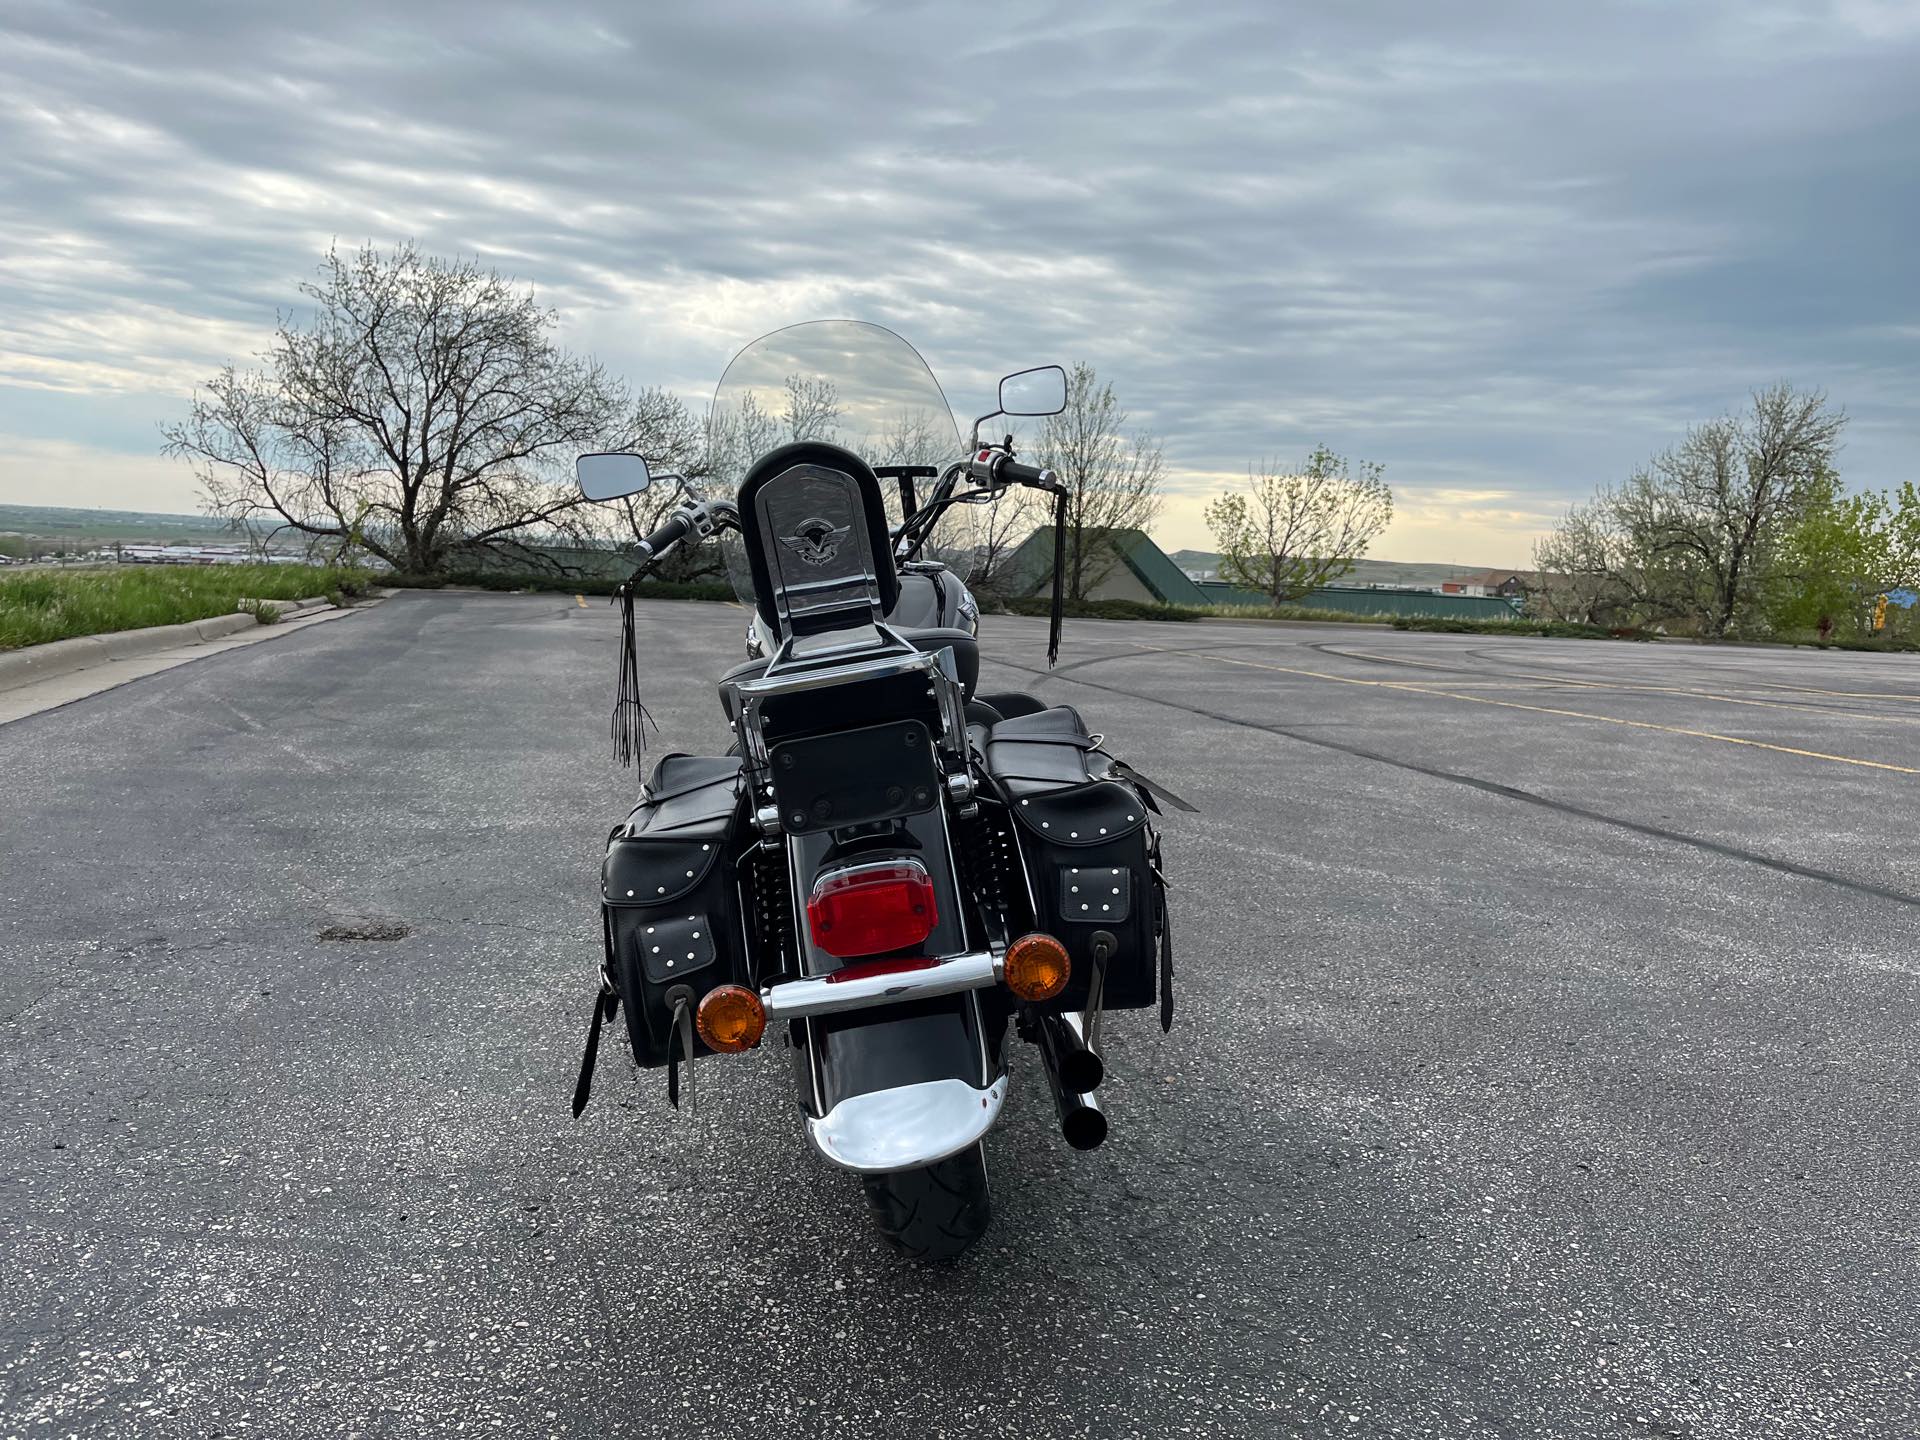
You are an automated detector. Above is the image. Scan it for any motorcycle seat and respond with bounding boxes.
[718,627,979,721]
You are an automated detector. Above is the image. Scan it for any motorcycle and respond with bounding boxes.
[570,321,1186,1260]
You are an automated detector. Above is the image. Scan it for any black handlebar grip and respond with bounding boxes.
[967,452,1060,491]
[640,510,692,557]
[1000,458,1055,489]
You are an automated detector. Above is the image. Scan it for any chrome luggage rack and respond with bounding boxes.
[728,622,970,780]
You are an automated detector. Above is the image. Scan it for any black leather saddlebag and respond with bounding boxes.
[601,754,750,1067]
[982,707,1167,1014]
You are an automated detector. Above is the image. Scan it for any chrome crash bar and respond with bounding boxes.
[760,950,1003,1023]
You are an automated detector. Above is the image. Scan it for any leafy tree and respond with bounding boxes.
[1033,363,1164,601]
[1763,477,1889,640]
[167,243,633,574]
[1885,481,1920,591]
[1204,446,1392,603]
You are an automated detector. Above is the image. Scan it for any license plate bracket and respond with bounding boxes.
[768,719,939,834]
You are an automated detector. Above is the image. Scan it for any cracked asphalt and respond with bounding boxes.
[3,591,1917,1438]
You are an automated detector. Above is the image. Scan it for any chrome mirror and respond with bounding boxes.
[576,452,652,501]
[998,365,1067,417]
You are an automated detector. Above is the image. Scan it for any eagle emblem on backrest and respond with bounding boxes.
[778,516,852,568]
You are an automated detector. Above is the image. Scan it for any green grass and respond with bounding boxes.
[1798,633,1920,653]
[1389,616,1654,639]
[995,595,1203,622]
[996,595,1407,624]
[383,569,735,601]
[0,565,371,649]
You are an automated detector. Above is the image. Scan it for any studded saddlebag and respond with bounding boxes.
[601,754,751,1067]
[983,707,1167,1015]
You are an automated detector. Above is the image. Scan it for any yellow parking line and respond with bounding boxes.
[1326,646,1920,726]
[1133,644,1920,777]
[1749,678,1920,702]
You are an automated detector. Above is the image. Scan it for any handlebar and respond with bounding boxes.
[636,510,693,560]
[966,450,1061,493]
[631,497,739,567]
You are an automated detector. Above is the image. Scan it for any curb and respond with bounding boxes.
[0,599,335,695]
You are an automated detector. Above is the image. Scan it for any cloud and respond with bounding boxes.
[0,435,201,511]
[1,0,1916,564]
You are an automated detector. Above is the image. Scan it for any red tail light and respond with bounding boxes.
[806,859,939,959]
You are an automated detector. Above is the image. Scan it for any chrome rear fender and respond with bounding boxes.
[795,991,1008,1174]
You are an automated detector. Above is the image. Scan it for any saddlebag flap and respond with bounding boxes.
[983,707,1166,1013]
[602,754,751,1067]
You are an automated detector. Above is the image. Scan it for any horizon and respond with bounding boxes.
[4,4,1918,572]
[0,498,1525,574]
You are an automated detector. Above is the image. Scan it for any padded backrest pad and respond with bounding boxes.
[737,442,899,632]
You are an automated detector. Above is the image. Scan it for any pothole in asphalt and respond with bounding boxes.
[317,917,412,942]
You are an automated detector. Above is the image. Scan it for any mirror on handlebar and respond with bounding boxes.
[998,365,1068,417]
[576,452,652,501]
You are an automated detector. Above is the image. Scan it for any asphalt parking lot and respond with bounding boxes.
[3,591,1917,1438]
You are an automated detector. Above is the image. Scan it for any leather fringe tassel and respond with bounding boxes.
[666,993,695,1113]
[1047,491,1068,667]
[610,579,654,769]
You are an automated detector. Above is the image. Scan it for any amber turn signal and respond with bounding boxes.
[1004,933,1071,1002]
[696,984,766,1053]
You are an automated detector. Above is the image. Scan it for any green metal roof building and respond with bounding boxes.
[997,526,1524,619]
[995,527,1210,606]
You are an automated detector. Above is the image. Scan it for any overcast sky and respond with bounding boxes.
[2,0,1916,564]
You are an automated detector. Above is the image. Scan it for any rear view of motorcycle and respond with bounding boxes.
[570,321,1189,1260]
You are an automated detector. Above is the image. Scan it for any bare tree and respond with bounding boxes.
[1204,445,1392,603]
[782,375,842,443]
[1531,495,1641,624]
[1644,386,1845,636]
[165,243,628,575]
[971,487,1041,593]
[1033,362,1164,601]
[585,385,716,568]
[1531,385,1845,635]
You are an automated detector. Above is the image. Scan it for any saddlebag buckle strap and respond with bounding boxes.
[1154,856,1174,1033]
[570,978,620,1119]
[1112,758,1199,815]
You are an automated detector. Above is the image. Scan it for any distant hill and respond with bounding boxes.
[0,504,234,545]
[1167,549,1490,588]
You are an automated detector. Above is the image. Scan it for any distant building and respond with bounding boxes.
[1444,568,1538,599]
[121,544,257,565]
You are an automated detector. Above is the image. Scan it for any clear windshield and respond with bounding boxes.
[709,321,979,601]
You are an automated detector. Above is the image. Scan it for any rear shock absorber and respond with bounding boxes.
[956,800,1031,943]
[745,843,798,986]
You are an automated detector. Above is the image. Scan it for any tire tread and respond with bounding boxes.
[860,1145,991,1261]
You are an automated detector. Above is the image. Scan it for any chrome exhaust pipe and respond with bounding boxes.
[1057,1086,1107,1152]
[1044,1013,1105,1090]
[1037,1015,1108,1151]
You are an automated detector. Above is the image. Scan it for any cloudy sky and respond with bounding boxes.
[2,0,1916,564]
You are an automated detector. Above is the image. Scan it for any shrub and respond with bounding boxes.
[1194,603,1392,625]
[1811,634,1920,654]
[994,595,1202,623]
[1390,616,1653,639]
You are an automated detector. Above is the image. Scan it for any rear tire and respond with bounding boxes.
[860,1143,992,1261]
